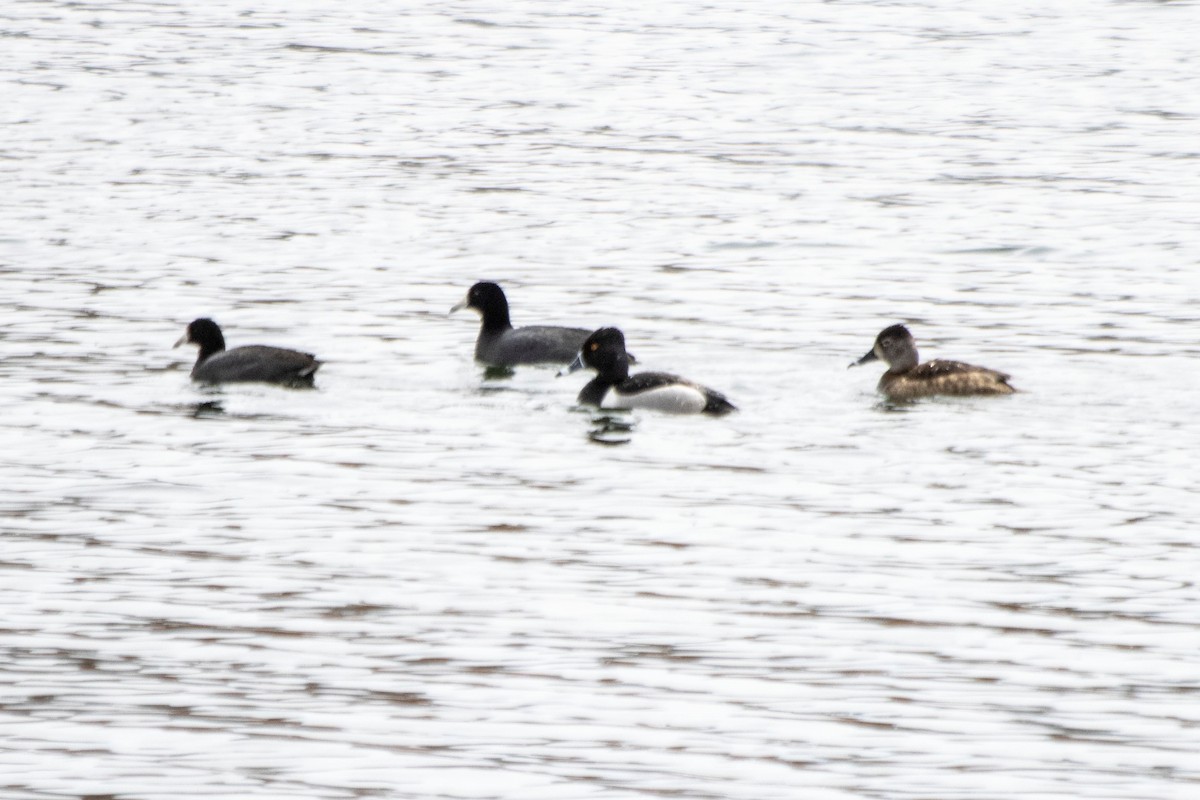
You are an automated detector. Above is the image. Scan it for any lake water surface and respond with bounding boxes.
[3,1,1200,798]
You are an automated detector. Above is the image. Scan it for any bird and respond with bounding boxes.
[450,281,591,367]
[561,327,736,416]
[850,324,1015,401]
[174,318,320,388]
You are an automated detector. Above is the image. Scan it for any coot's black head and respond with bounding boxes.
[450,281,511,329]
[175,318,226,359]
[851,323,918,371]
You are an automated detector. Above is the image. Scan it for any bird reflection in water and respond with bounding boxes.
[189,400,226,419]
[586,411,635,446]
[482,365,517,381]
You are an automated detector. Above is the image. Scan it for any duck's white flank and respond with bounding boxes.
[602,384,708,414]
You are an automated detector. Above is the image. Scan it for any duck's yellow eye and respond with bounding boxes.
[590,342,599,351]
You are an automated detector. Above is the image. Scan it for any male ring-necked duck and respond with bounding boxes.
[850,324,1015,401]
[174,318,321,388]
[451,281,592,367]
[562,327,736,416]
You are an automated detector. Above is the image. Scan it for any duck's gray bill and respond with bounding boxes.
[557,353,585,378]
[173,333,189,349]
[849,349,877,369]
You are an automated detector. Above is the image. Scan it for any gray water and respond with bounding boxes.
[3,1,1200,798]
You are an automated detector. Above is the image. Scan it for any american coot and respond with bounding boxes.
[562,327,736,416]
[850,324,1015,401]
[450,281,591,367]
[174,318,321,388]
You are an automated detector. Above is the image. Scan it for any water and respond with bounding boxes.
[4,1,1200,798]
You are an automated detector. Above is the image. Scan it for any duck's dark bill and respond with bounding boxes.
[850,349,878,368]
[558,353,585,377]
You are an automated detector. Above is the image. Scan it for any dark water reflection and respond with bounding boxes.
[189,400,227,419]
[585,411,637,446]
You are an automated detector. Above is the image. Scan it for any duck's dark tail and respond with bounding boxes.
[704,391,737,416]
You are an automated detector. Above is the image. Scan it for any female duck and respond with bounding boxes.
[451,281,591,367]
[175,318,321,387]
[850,324,1015,401]
[562,327,736,416]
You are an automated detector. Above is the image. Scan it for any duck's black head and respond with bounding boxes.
[581,327,632,380]
[451,281,511,330]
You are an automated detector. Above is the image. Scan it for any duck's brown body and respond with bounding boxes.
[877,359,1015,402]
[853,324,1016,402]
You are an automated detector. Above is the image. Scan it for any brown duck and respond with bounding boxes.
[851,324,1015,401]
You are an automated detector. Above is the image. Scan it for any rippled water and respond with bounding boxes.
[4,1,1200,798]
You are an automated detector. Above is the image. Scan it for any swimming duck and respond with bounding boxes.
[850,324,1015,401]
[562,327,736,416]
[174,318,321,388]
[451,281,591,367]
